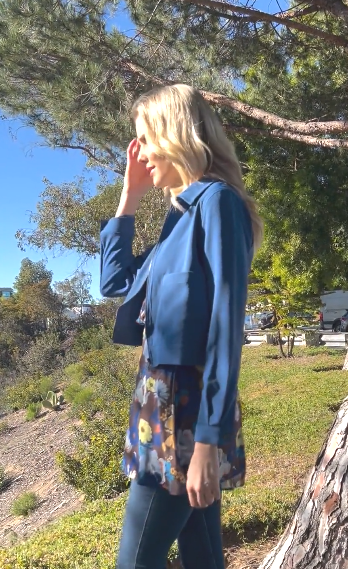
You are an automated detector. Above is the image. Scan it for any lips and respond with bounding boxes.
[147,166,155,175]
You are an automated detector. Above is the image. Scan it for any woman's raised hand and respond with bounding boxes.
[116,140,153,217]
[123,139,153,198]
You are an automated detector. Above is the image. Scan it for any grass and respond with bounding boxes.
[25,402,42,422]
[0,345,347,568]
[11,493,39,517]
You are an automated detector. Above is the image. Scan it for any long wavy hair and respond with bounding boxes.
[132,84,263,252]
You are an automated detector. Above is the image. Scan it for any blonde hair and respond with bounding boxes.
[132,84,263,252]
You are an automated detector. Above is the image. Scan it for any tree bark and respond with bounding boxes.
[343,350,348,371]
[258,397,348,568]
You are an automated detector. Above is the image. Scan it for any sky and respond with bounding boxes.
[0,0,285,300]
[0,7,134,301]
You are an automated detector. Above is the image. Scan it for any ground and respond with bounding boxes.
[0,405,277,568]
[0,407,83,548]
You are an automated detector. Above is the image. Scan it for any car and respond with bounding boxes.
[340,310,348,332]
[319,291,348,330]
[258,312,275,330]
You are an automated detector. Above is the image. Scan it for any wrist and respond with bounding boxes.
[194,442,217,454]
[116,192,141,216]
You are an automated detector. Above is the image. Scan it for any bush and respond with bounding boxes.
[0,464,7,492]
[11,492,39,516]
[2,376,43,411]
[38,375,54,398]
[26,402,42,421]
[18,332,62,377]
[0,420,8,434]
[64,362,89,384]
[1,374,56,413]
[74,326,111,355]
[56,346,136,500]
[64,382,96,412]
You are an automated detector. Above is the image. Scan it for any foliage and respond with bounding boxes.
[11,492,39,517]
[63,383,95,413]
[18,332,63,377]
[73,325,112,355]
[54,270,92,312]
[16,177,167,259]
[1,346,347,567]
[2,376,44,411]
[13,259,52,293]
[26,402,42,421]
[2,374,55,412]
[1,0,348,297]
[248,283,319,357]
[57,346,136,499]
[0,420,9,434]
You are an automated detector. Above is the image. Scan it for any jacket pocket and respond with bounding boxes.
[156,271,208,360]
[157,272,192,344]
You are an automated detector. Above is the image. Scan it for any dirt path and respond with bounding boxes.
[0,407,83,547]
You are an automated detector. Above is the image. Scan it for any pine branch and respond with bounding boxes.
[226,125,348,148]
[124,60,348,139]
[309,0,348,24]
[201,90,348,135]
[52,143,123,174]
[182,0,348,50]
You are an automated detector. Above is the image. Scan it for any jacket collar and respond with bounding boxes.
[176,177,216,208]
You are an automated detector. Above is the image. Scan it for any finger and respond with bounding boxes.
[203,486,215,507]
[127,139,138,158]
[188,489,199,509]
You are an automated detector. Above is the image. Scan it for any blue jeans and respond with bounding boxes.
[117,481,225,569]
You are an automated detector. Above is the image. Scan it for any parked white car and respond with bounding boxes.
[319,291,348,331]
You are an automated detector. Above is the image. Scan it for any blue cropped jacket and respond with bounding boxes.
[100,178,253,444]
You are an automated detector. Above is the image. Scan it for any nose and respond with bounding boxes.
[137,145,148,164]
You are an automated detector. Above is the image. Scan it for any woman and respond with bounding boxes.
[100,84,263,569]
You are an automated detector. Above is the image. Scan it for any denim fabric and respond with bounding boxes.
[117,481,225,569]
[100,178,253,445]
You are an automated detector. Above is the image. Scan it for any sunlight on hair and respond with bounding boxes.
[132,84,263,252]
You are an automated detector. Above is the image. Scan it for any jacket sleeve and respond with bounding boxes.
[100,216,154,298]
[194,188,253,445]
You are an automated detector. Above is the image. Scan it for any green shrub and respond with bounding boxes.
[3,376,43,411]
[56,346,136,500]
[0,420,8,434]
[64,382,96,413]
[11,492,39,516]
[74,325,111,355]
[0,464,7,492]
[25,402,41,421]
[38,375,54,398]
[18,332,62,377]
[64,362,89,384]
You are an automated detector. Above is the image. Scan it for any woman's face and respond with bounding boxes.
[135,116,182,189]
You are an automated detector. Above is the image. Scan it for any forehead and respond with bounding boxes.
[135,115,148,139]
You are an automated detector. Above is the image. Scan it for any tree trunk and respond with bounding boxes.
[258,397,348,568]
[343,350,348,371]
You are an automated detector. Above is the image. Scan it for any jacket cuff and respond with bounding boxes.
[100,216,135,235]
[194,424,220,445]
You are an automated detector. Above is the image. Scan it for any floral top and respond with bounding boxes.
[122,301,246,495]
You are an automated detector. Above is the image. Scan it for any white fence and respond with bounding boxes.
[244,329,348,349]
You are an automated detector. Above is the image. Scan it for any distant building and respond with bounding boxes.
[0,287,13,299]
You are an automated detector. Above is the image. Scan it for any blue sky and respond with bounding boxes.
[0,7,134,300]
[0,0,285,300]
[0,120,106,298]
